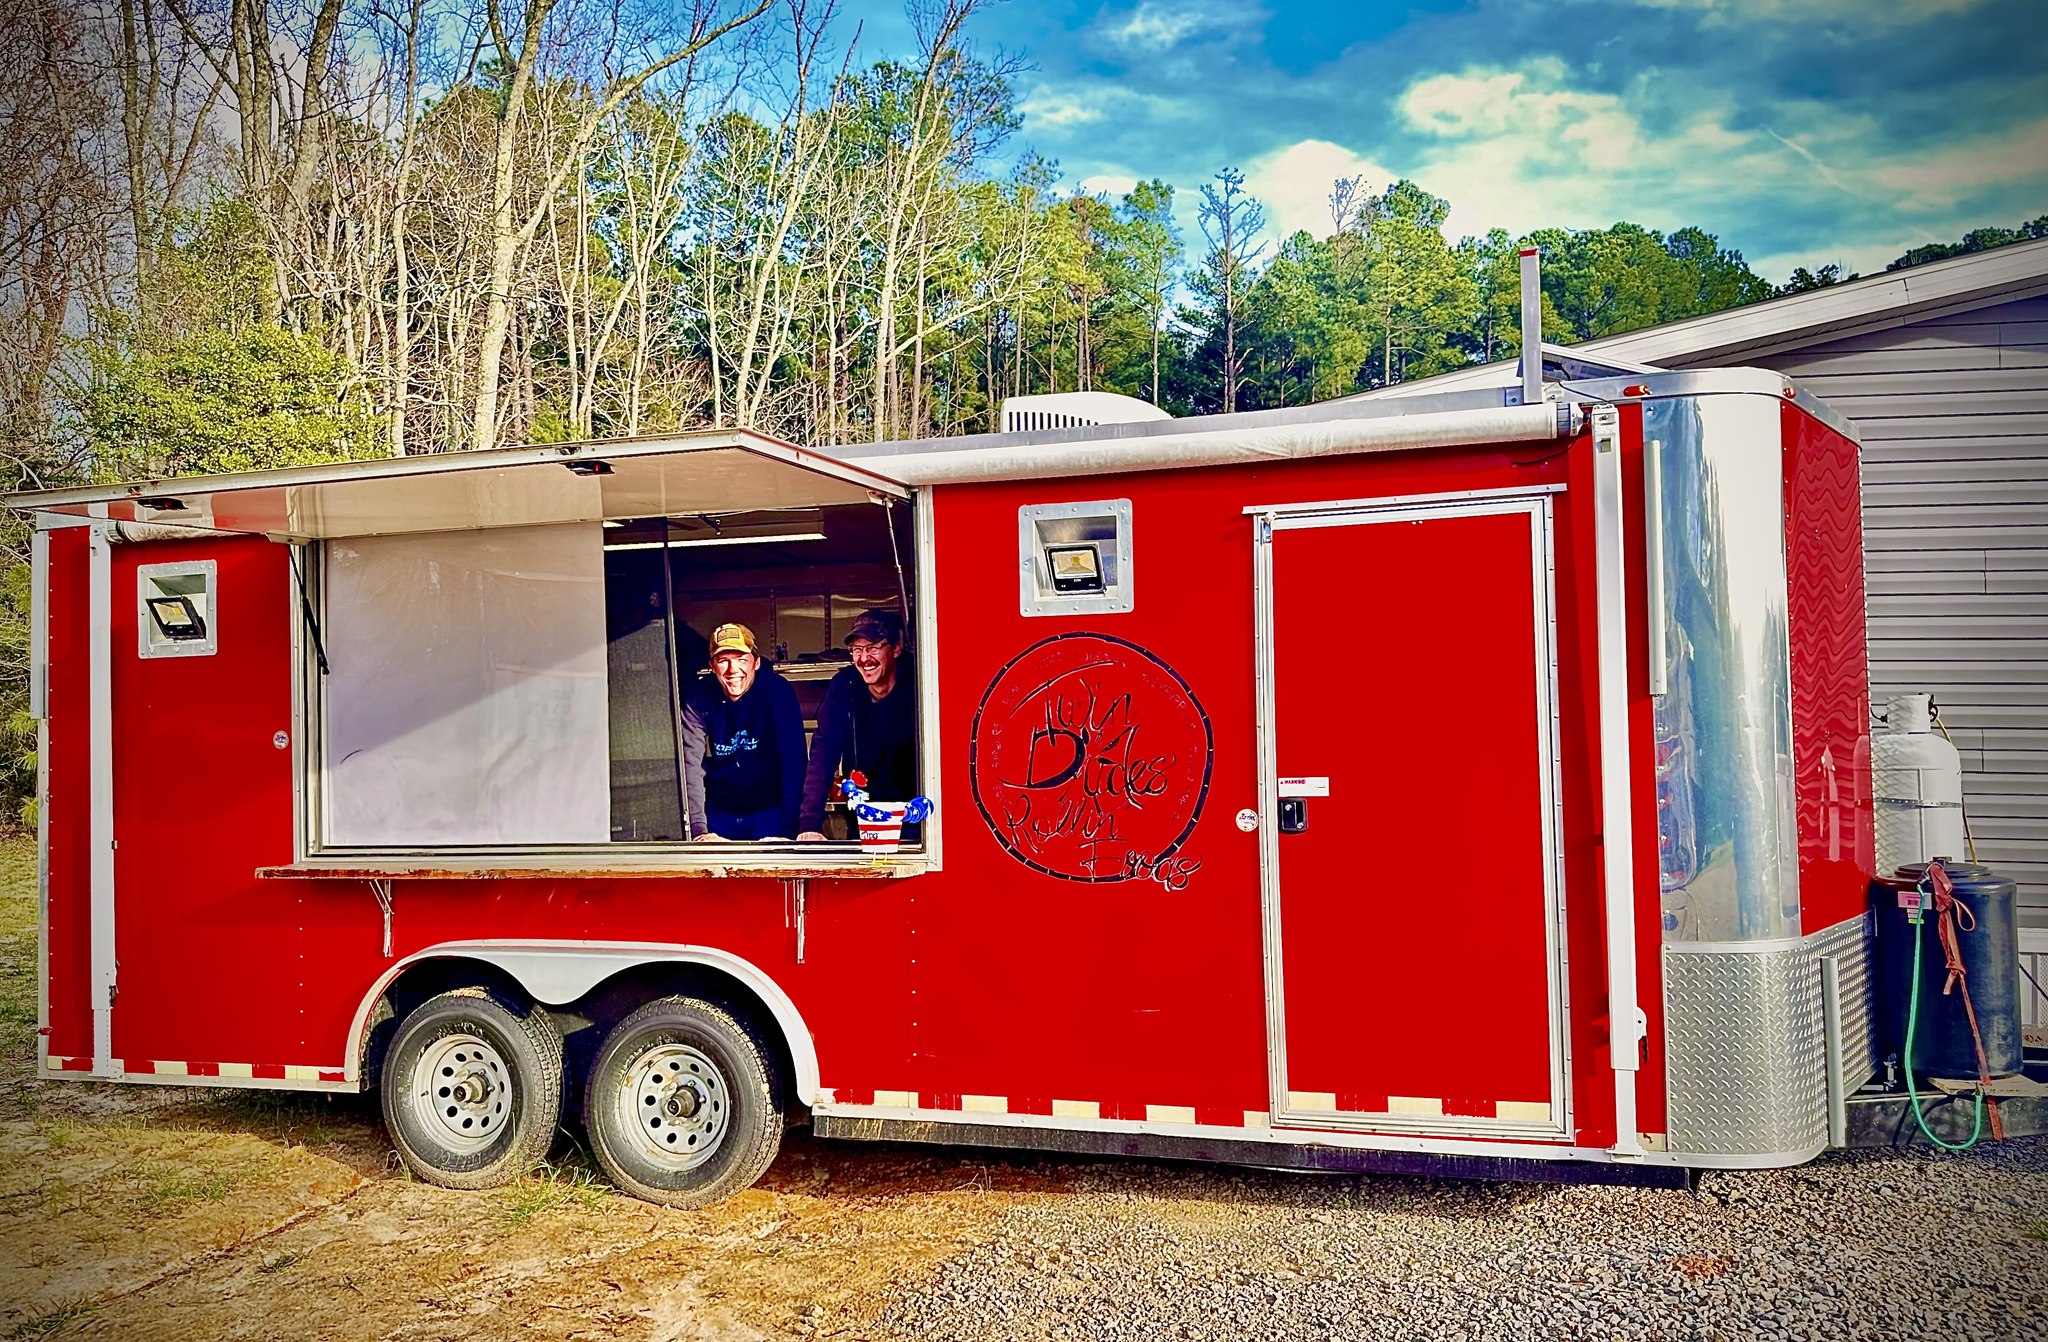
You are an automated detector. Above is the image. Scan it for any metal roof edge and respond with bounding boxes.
[822,386,1523,462]
[0,426,911,512]
[1337,236,2048,401]
[1572,237,2048,365]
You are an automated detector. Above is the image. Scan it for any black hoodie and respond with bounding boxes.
[680,666,805,838]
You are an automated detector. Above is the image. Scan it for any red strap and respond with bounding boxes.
[1923,860,2005,1140]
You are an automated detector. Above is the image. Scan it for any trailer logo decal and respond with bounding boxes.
[969,633,1213,883]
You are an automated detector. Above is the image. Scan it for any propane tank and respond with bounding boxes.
[1871,693,1967,877]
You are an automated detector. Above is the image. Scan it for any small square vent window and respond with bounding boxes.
[137,560,217,659]
[1019,500,1133,616]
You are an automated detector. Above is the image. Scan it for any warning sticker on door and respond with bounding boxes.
[1277,776,1329,797]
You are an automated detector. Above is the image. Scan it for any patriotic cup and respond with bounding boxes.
[855,801,910,854]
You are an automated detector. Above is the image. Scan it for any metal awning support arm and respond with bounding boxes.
[289,544,330,675]
[369,879,395,958]
[784,879,808,964]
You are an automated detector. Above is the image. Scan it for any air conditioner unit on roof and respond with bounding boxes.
[998,392,1172,434]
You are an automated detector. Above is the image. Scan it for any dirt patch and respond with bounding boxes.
[0,1120,366,1333]
[0,1119,1052,1341]
[0,838,1047,1339]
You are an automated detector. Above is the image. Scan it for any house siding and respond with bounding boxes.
[1764,295,2048,917]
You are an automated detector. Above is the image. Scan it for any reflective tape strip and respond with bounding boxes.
[49,1057,349,1083]
[1145,1105,1197,1125]
[1051,1099,1099,1119]
[961,1094,1007,1114]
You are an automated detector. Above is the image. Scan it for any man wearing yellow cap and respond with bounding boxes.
[680,623,806,841]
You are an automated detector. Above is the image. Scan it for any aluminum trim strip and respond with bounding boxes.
[1822,955,1849,1148]
[914,492,943,872]
[87,517,116,1077]
[1589,404,1643,1156]
[1251,511,1286,1119]
[28,531,47,719]
[812,1100,1661,1164]
[1665,937,1808,956]
[1241,482,1565,516]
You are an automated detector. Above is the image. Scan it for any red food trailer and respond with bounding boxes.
[14,361,1975,1206]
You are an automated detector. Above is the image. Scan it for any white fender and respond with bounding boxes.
[345,940,822,1103]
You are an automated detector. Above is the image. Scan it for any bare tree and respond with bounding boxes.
[1196,166,1265,414]
[465,0,771,451]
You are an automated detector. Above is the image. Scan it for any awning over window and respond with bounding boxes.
[4,430,907,541]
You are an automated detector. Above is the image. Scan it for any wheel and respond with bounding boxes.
[379,986,563,1190]
[583,996,782,1207]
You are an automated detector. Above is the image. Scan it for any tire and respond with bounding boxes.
[379,986,563,1190]
[583,996,782,1208]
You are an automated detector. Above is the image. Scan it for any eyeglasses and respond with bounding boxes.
[847,642,891,661]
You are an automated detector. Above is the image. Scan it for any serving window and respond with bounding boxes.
[308,500,921,857]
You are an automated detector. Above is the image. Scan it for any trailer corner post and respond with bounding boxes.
[1519,248,1543,407]
[1589,404,1644,1157]
[87,508,118,1077]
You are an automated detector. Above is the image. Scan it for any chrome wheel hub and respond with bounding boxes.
[618,1042,728,1171]
[411,1033,509,1151]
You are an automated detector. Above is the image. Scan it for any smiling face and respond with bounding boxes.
[712,648,758,700]
[846,637,898,697]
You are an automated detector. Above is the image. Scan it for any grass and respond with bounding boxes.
[6,1298,98,1340]
[499,1159,612,1228]
[257,1249,303,1273]
[133,1160,237,1213]
[2028,1219,2047,1243]
[0,835,36,1063]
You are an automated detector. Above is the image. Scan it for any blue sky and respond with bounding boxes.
[840,0,2048,281]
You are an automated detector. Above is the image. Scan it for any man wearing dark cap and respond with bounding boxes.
[682,622,806,841]
[798,609,918,841]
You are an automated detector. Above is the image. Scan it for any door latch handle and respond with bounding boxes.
[1278,797,1308,834]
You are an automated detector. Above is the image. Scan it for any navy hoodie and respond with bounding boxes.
[681,666,805,838]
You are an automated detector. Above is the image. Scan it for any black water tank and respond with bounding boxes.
[1873,861,2024,1080]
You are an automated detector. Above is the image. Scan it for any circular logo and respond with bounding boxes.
[969,633,1213,882]
[1235,808,1259,832]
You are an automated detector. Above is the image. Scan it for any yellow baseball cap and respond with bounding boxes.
[710,622,757,655]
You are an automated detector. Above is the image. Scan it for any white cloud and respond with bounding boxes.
[1380,60,1848,244]
[1622,0,1981,23]
[1868,118,2048,206]
[1018,88,1105,128]
[1018,80,1194,138]
[1240,140,1402,241]
[1078,174,1140,198]
[1096,1,1248,52]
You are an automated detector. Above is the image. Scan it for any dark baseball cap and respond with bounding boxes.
[844,609,904,645]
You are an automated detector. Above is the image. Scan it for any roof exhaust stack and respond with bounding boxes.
[1519,246,1543,406]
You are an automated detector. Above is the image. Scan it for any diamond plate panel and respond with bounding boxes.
[1665,944,1827,1158]
[1807,914,1877,1090]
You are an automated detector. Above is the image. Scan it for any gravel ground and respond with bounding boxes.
[873,1138,2047,1342]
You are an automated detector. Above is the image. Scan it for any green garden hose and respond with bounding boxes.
[1903,881,1985,1153]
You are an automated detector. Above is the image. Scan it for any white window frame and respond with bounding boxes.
[291,494,942,874]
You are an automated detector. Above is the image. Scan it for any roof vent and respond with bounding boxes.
[998,392,1171,434]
